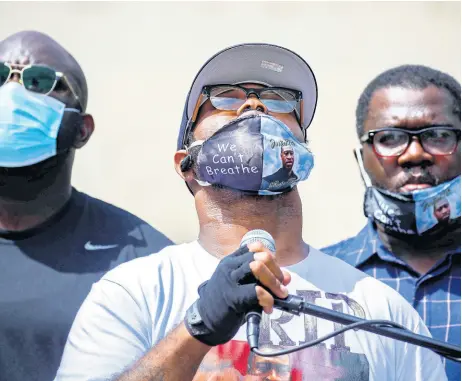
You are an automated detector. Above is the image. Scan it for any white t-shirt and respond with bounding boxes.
[55,241,447,381]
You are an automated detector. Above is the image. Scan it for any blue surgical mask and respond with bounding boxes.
[0,82,81,168]
[187,113,314,195]
[355,147,461,235]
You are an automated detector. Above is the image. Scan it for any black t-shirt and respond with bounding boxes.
[0,188,173,381]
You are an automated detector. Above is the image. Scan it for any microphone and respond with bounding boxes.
[241,229,276,350]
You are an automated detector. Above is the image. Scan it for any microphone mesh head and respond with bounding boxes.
[240,229,275,252]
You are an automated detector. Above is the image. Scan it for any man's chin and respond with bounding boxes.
[0,153,70,202]
[0,184,43,202]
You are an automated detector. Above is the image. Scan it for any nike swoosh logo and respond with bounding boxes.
[84,241,119,251]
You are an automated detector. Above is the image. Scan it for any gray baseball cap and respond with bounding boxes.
[177,43,318,150]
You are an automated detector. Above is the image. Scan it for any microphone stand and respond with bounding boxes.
[252,295,461,360]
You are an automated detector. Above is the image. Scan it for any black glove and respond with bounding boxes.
[184,246,260,346]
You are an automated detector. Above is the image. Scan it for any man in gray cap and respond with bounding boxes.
[56,43,446,381]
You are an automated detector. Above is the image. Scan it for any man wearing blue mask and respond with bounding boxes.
[323,65,460,380]
[0,30,172,381]
[56,44,446,381]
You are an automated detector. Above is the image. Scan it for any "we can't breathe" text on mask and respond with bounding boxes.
[187,114,314,195]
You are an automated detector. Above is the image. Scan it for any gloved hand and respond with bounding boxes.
[184,242,290,346]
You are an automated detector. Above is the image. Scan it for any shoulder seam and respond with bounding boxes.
[100,278,144,311]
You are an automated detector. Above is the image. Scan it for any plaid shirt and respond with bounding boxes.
[322,222,461,381]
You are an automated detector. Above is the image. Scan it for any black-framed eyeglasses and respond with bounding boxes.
[191,84,303,124]
[360,126,461,157]
[0,62,81,109]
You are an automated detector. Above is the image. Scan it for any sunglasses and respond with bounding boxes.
[360,126,461,157]
[0,62,81,109]
[191,84,303,123]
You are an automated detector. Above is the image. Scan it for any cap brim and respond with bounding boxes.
[186,43,318,129]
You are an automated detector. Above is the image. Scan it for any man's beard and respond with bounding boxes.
[0,151,70,202]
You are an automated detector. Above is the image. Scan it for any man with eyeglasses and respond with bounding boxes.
[56,44,445,381]
[323,64,460,380]
[0,30,172,381]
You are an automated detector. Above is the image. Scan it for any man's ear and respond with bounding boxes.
[174,150,195,181]
[74,114,95,149]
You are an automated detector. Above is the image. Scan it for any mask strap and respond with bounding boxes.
[195,178,211,187]
[186,140,204,151]
[353,146,372,187]
[183,139,212,187]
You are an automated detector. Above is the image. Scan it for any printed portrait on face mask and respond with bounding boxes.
[258,117,312,195]
[364,176,462,236]
[434,198,451,222]
[261,145,299,192]
[414,176,461,234]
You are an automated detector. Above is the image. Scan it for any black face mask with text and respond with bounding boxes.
[355,148,461,236]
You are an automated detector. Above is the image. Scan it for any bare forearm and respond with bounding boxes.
[116,323,211,381]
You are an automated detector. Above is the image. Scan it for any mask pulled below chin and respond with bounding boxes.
[364,176,461,236]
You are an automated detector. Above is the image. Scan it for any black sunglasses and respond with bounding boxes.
[0,62,81,109]
[360,126,461,157]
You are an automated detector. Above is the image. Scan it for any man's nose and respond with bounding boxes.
[397,137,434,167]
[236,95,268,115]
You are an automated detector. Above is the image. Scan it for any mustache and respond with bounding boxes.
[393,167,440,190]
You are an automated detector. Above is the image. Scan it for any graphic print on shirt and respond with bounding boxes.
[194,290,370,380]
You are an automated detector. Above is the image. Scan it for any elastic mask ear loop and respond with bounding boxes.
[180,155,193,172]
[353,146,372,187]
[180,140,203,172]
[183,140,212,187]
